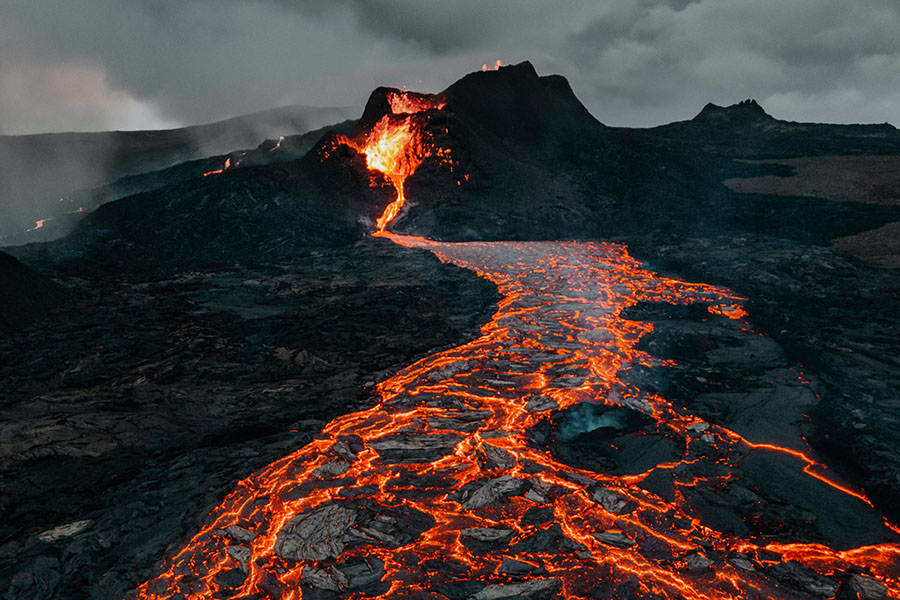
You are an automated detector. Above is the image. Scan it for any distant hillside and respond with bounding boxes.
[0,104,358,238]
[647,98,899,157]
[0,119,358,246]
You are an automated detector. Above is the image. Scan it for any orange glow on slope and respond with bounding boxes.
[132,234,900,600]
[24,207,86,234]
[203,157,231,177]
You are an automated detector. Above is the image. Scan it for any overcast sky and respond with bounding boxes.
[2,0,899,134]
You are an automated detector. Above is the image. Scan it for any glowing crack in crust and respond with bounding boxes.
[132,235,900,600]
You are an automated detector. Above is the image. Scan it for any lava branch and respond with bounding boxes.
[132,236,900,600]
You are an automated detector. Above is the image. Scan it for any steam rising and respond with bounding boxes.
[557,403,631,442]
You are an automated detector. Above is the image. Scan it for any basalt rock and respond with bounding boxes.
[275,503,356,561]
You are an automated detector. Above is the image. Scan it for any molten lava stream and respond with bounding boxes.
[202,157,231,177]
[132,235,900,600]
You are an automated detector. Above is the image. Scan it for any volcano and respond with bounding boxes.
[3,62,900,600]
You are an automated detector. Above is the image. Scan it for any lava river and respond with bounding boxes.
[131,233,900,599]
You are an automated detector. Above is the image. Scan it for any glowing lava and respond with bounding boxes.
[203,157,231,177]
[23,207,86,235]
[131,235,900,600]
[346,92,448,232]
[26,219,47,232]
[386,91,446,115]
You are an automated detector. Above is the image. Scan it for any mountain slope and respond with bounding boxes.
[0,119,358,247]
[0,250,67,334]
[0,104,358,238]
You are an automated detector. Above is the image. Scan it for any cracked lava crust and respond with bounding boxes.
[130,235,900,600]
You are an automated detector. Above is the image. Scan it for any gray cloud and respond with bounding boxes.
[561,0,900,125]
[0,61,180,133]
[1,0,899,134]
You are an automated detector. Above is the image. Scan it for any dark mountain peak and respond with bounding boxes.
[441,61,603,140]
[693,98,774,124]
[358,87,395,130]
[342,61,602,165]
[449,60,540,90]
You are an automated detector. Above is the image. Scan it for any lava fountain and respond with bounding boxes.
[345,91,447,232]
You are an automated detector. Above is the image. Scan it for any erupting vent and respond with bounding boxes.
[338,91,450,232]
[386,91,446,115]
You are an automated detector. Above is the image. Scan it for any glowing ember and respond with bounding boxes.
[132,235,899,599]
[24,207,85,234]
[482,59,503,72]
[203,157,231,177]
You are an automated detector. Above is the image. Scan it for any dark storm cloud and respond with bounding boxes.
[1,0,899,134]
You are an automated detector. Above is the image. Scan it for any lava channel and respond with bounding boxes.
[131,235,900,600]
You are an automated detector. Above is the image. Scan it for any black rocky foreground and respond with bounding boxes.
[0,240,497,599]
[2,61,900,599]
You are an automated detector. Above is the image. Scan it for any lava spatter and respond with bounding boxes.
[131,235,900,600]
[386,90,446,115]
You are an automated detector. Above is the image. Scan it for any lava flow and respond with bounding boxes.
[203,157,232,177]
[131,233,900,599]
[26,219,47,232]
